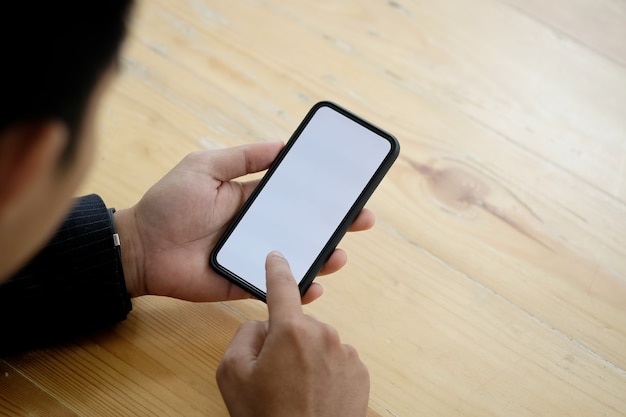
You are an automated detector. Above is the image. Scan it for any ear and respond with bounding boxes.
[0,120,68,209]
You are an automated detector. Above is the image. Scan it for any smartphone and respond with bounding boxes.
[210,101,400,301]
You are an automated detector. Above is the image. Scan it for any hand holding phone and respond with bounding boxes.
[210,102,400,301]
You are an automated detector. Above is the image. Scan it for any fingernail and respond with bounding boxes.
[269,250,285,259]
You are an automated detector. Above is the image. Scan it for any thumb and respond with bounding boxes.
[220,321,268,370]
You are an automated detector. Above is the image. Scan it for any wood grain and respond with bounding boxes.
[501,0,626,66]
[2,0,625,416]
[0,360,78,417]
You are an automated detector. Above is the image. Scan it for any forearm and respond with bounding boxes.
[0,194,132,355]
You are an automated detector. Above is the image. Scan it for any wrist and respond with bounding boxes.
[113,207,146,298]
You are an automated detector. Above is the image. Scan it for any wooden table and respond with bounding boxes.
[2,0,625,415]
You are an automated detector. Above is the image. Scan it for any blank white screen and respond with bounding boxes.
[216,106,391,293]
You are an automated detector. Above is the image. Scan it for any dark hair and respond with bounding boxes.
[1,1,133,162]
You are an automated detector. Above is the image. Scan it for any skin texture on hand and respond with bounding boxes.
[216,252,370,417]
[114,142,375,303]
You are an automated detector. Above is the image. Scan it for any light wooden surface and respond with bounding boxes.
[2,0,626,415]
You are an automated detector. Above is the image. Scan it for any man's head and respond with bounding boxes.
[0,1,134,280]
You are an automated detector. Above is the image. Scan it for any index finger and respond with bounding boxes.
[265,251,303,323]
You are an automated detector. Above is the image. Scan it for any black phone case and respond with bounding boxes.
[209,101,400,302]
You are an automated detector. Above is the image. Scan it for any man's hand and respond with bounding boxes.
[114,142,375,303]
[216,251,370,417]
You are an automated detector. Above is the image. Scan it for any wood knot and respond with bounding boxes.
[410,160,489,210]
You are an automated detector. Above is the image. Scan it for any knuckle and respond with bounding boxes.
[279,315,309,337]
[343,343,358,357]
[183,150,203,163]
[319,322,341,345]
[215,355,234,383]
[276,315,326,343]
[216,348,246,386]
[343,343,369,371]
[217,348,239,372]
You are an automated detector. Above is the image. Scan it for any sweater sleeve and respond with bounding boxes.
[0,194,132,355]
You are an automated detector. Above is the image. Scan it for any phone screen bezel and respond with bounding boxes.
[209,101,400,302]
